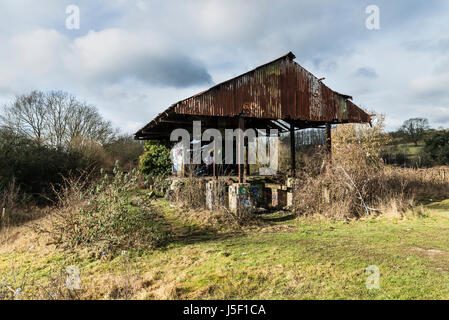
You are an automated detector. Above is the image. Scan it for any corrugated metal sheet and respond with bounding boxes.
[136,52,370,138]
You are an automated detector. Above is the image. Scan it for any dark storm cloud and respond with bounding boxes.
[95,53,213,88]
[133,54,213,88]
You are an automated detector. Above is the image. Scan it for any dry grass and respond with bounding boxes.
[2,113,449,299]
[293,115,449,219]
[293,166,449,219]
[0,179,46,229]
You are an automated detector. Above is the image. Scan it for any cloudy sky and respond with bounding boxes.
[1,0,448,133]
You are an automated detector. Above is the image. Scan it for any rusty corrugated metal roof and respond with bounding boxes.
[135,51,370,139]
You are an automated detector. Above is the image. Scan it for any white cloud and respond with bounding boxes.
[1,0,449,133]
[0,29,69,90]
[410,73,449,97]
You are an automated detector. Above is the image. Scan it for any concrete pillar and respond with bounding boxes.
[229,183,254,213]
[249,183,264,208]
[287,192,293,207]
[271,188,287,209]
[286,177,294,207]
[206,180,226,211]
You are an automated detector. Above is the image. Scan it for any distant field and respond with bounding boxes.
[1,197,449,300]
[393,142,423,156]
[383,136,426,165]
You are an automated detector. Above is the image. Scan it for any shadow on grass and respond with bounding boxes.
[171,229,242,245]
[166,212,296,246]
[152,198,298,246]
[259,212,296,222]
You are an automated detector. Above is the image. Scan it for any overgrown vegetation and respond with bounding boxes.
[1,199,449,300]
[0,179,45,229]
[41,164,169,255]
[292,115,449,219]
[1,88,448,300]
[422,131,449,166]
[0,91,144,228]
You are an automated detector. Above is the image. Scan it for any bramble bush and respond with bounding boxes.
[45,163,169,254]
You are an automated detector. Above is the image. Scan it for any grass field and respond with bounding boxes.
[1,197,449,300]
[383,138,425,164]
[393,142,423,156]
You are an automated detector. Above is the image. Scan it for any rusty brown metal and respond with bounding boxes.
[135,52,370,139]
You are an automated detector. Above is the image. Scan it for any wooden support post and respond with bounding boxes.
[290,121,296,176]
[182,147,186,177]
[326,123,332,164]
[238,117,245,183]
[245,136,250,177]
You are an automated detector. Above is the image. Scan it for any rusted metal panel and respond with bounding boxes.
[135,52,370,139]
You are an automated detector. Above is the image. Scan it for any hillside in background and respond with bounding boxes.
[383,129,449,168]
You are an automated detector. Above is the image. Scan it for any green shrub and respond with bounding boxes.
[139,141,171,176]
[47,164,169,254]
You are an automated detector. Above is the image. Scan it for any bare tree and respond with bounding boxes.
[66,102,115,145]
[45,91,71,149]
[399,118,430,146]
[1,91,115,149]
[1,91,47,146]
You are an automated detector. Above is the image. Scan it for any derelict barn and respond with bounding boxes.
[135,52,371,211]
